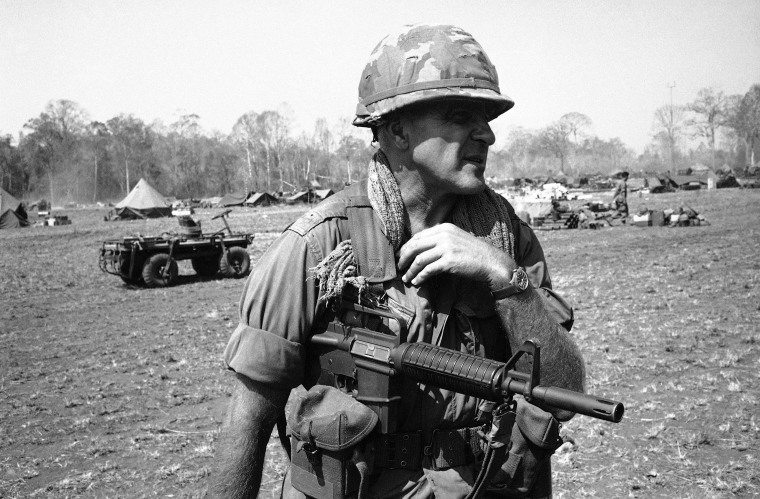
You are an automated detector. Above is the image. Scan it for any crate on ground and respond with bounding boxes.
[632,213,651,227]
[535,212,579,230]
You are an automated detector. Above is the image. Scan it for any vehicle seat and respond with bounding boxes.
[177,215,202,238]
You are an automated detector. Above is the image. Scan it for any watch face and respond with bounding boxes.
[515,268,529,290]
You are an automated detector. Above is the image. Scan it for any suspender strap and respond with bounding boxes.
[346,196,397,283]
[467,403,516,499]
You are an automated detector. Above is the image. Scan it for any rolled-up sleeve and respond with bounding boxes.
[223,231,319,388]
[515,221,574,331]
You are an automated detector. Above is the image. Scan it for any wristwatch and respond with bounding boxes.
[491,267,530,299]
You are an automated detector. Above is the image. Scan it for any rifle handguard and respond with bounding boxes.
[392,343,624,423]
[391,342,501,400]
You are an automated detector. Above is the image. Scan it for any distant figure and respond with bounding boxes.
[613,172,629,222]
[551,197,562,221]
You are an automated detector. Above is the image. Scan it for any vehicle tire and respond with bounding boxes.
[142,253,178,287]
[219,247,250,278]
[192,255,220,276]
[118,254,144,285]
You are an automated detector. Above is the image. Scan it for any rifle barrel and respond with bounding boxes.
[505,380,624,423]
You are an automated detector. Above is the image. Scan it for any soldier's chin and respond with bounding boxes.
[460,179,487,195]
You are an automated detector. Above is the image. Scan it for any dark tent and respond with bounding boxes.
[286,191,311,204]
[717,174,741,188]
[218,192,249,207]
[113,178,172,219]
[646,176,676,194]
[0,187,29,229]
[244,192,278,207]
[672,175,704,191]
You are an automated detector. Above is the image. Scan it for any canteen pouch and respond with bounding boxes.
[286,385,378,499]
[489,399,563,498]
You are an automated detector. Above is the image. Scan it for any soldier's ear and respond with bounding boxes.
[387,116,409,151]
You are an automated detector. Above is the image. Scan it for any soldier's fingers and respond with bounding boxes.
[398,235,443,269]
[398,224,465,267]
[401,248,444,285]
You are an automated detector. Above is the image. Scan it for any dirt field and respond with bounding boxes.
[1,188,758,498]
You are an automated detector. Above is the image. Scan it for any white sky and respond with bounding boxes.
[2,0,759,153]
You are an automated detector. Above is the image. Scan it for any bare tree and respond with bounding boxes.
[725,85,760,169]
[538,121,573,173]
[107,114,153,193]
[503,127,536,177]
[232,111,261,193]
[313,118,333,155]
[560,112,592,144]
[22,100,89,205]
[258,110,290,193]
[686,87,727,169]
[653,104,685,176]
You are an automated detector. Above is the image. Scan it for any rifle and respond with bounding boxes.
[307,302,624,434]
[294,302,623,499]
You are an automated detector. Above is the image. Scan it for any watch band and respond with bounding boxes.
[491,267,530,300]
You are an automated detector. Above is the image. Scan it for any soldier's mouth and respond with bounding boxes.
[463,155,485,165]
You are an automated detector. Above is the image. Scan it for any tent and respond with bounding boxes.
[313,189,334,201]
[286,191,311,204]
[646,176,677,194]
[0,187,29,229]
[672,175,705,191]
[627,178,646,191]
[113,178,172,219]
[199,196,222,208]
[244,192,278,207]
[218,192,249,207]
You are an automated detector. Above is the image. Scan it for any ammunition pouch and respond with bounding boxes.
[488,399,563,498]
[286,385,378,499]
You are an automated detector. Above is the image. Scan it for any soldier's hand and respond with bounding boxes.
[397,223,515,289]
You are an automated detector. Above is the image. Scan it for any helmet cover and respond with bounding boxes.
[353,24,514,127]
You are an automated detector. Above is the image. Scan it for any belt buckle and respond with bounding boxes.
[423,429,438,460]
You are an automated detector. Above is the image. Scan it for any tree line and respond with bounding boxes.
[1,84,758,205]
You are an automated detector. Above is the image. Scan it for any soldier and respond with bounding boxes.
[613,171,629,220]
[215,24,586,498]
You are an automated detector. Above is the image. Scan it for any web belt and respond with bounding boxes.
[373,426,485,471]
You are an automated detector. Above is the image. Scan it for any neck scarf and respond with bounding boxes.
[313,150,515,307]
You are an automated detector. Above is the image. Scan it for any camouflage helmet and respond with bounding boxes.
[353,24,514,127]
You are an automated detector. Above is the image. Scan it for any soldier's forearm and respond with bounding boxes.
[213,375,290,499]
[494,288,586,394]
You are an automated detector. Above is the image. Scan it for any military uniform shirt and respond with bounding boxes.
[223,182,573,497]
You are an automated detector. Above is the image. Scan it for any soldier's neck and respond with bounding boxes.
[395,172,456,234]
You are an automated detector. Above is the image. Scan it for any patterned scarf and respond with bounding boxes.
[313,150,515,307]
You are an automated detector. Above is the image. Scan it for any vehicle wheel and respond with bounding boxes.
[219,247,250,278]
[118,255,144,285]
[142,253,178,287]
[192,256,220,276]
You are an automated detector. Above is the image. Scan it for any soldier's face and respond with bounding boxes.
[401,100,496,197]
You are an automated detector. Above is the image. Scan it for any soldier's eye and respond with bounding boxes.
[448,111,471,123]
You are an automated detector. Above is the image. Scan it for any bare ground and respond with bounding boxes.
[1,188,758,498]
